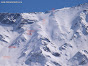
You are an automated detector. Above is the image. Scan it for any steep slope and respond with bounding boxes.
[0,3,88,66]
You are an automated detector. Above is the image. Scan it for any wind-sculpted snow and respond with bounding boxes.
[0,3,88,66]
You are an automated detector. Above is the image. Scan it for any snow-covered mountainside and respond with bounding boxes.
[0,3,88,66]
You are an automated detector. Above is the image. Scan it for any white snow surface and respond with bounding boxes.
[0,3,88,66]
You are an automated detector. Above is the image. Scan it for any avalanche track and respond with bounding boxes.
[0,3,88,66]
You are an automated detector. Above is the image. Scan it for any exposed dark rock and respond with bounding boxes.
[52,52,60,57]
[43,46,51,52]
[70,50,88,65]
[59,43,72,51]
[51,61,61,66]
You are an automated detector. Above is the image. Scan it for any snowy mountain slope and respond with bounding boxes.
[0,3,88,66]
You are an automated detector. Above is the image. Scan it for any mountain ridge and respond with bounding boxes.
[0,3,88,66]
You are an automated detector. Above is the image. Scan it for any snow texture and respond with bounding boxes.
[0,3,88,66]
